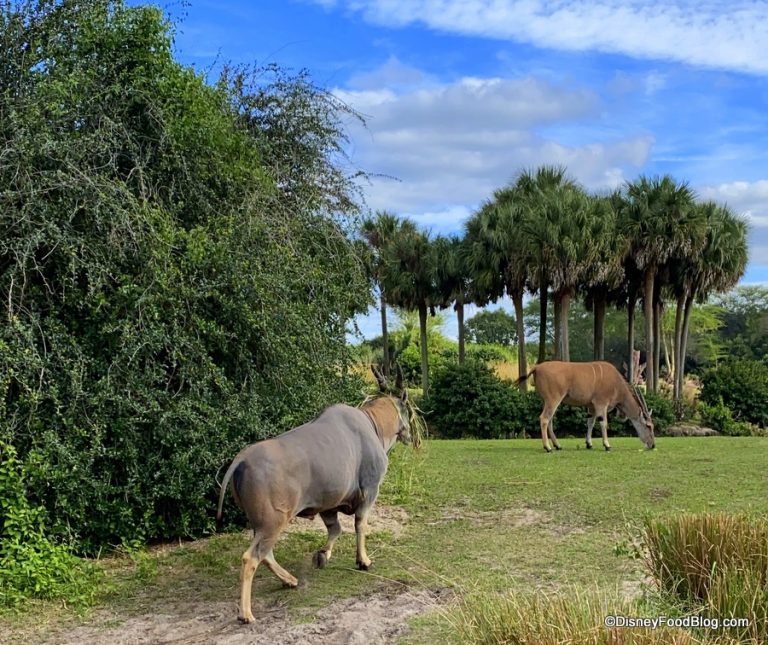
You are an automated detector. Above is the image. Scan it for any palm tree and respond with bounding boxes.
[580,193,627,361]
[361,211,402,376]
[514,165,580,363]
[465,195,531,390]
[619,176,697,392]
[381,220,437,393]
[432,234,472,363]
[673,203,747,404]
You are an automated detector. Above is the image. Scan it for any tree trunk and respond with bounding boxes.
[418,302,430,394]
[643,270,655,392]
[627,292,636,383]
[594,294,606,361]
[672,292,685,403]
[380,289,390,376]
[456,298,465,365]
[653,297,663,392]
[559,290,571,362]
[677,294,695,409]
[553,293,562,361]
[538,277,548,363]
[513,290,528,393]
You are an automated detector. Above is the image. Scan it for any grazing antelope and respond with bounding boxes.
[216,366,413,624]
[517,361,655,452]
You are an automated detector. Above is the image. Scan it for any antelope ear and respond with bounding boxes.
[371,364,387,392]
[400,388,408,403]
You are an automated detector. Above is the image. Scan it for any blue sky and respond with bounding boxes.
[145,0,768,337]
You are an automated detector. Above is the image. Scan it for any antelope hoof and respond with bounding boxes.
[554,444,562,451]
[586,443,593,450]
[357,560,371,571]
[238,612,255,624]
[604,444,611,452]
[313,550,328,569]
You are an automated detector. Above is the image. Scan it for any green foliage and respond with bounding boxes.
[464,343,516,363]
[423,361,527,439]
[642,391,675,434]
[0,443,100,607]
[464,309,517,346]
[698,398,738,435]
[713,286,768,361]
[0,1,370,553]
[700,360,768,427]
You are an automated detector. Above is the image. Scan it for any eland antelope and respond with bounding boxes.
[517,361,655,452]
[216,367,413,624]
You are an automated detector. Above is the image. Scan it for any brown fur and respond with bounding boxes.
[518,361,655,452]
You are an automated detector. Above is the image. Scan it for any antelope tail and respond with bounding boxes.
[216,457,242,529]
[516,368,536,387]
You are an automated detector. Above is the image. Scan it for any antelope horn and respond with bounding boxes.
[395,363,404,391]
[371,364,387,392]
[635,386,651,416]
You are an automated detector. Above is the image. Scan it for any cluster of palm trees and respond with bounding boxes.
[361,165,748,406]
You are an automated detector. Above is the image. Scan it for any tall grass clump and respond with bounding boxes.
[451,588,695,645]
[642,513,768,643]
[378,444,426,506]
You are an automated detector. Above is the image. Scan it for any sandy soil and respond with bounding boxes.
[39,589,446,645]
[20,505,444,645]
[283,504,410,538]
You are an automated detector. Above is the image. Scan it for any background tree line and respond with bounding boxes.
[362,167,749,411]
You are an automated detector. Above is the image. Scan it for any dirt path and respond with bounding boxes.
[39,589,446,645]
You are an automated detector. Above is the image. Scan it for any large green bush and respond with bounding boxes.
[423,361,527,439]
[700,360,768,427]
[0,1,370,552]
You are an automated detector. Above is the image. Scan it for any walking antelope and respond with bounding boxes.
[217,367,414,624]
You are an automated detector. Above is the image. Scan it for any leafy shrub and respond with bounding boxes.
[698,398,738,435]
[423,361,527,439]
[0,444,100,607]
[700,360,768,427]
[464,343,516,363]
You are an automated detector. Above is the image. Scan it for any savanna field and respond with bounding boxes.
[3,435,767,644]
[3,3,768,645]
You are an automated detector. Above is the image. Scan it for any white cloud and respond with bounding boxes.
[339,71,653,216]
[312,0,768,75]
[699,180,768,265]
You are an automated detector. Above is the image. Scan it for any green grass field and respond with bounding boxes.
[3,436,767,643]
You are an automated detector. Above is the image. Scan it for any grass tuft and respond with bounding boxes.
[642,513,768,642]
[449,587,696,645]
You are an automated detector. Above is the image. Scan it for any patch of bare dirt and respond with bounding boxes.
[282,504,409,538]
[41,588,448,645]
[619,576,653,601]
